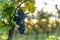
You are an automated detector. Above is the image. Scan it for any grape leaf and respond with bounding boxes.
[27,1,35,13]
[0,25,11,33]
[28,0,35,4]
[0,0,8,2]
[21,4,28,12]
[1,2,14,17]
[16,0,22,3]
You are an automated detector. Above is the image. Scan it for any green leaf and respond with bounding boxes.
[28,0,35,4]
[0,3,2,10]
[0,15,2,19]
[27,2,35,13]
[1,2,14,17]
[23,1,35,13]
[0,25,11,33]
[21,4,28,12]
[17,0,22,3]
[0,0,8,2]
[0,20,3,27]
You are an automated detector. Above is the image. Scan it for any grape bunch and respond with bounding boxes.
[18,23,25,34]
[14,8,26,34]
[18,9,26,21]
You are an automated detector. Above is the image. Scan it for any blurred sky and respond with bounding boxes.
[34,0,60,19]
[35,0,60,11]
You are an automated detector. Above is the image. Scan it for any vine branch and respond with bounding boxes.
[12,0,27,17]
[14,0,27,12]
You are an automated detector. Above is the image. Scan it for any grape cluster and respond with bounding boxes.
[18,22,25,34]
[18,9,26,21]
[14,8,26,34]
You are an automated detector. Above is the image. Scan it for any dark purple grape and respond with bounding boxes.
[18,23,25,34]
[13,8,26,34]
[17,9,26,20]
[14,16,20,24]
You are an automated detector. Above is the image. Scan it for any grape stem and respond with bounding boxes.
[13,0,27,17]
[14,0,27,13]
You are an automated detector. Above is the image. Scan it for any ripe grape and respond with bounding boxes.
[17,9,26,20]
[13,8,26,34]
[18,23,25,34]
